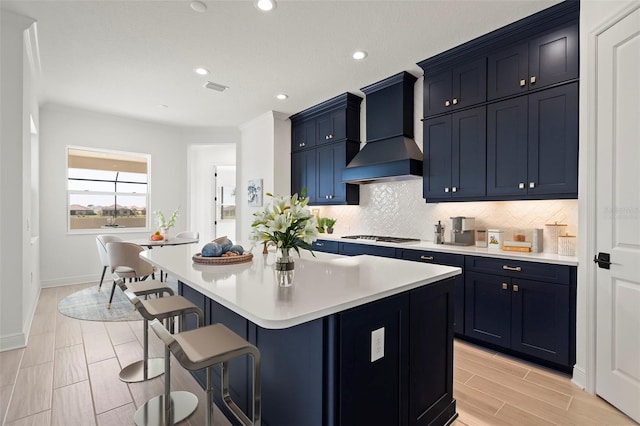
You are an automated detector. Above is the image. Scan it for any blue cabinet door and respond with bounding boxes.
[291,119,315,152]
[423,71,452,117]
[511,278,570,365]
[452,106,486,198]
[487,42,529,100]
[423,115,452,199]
[527,82,578,197]
[291,150,317,203]
[452,58,487,110]
[464,271,511,348]
[316,109,346,144]
[487,96,528,196]
[529,24,579,90]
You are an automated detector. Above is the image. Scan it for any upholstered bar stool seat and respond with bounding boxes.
[150,319,261,426]
[124,289,203,426]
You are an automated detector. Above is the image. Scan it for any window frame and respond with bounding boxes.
[66,145,151,234]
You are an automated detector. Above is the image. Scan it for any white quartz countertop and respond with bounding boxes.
[324,235,578,266]
[140,245,461,330]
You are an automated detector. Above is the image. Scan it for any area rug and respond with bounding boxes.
[58,280,179,322]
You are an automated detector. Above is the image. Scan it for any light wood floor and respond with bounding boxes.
[1,283,637,426]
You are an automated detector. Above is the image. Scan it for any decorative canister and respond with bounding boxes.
[487,229,503,250]
[532,229,543,253]
[558,234,576,256]
[545,222,568,254]
[475,230,488,248]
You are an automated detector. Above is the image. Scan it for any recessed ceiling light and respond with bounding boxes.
[276,94,288,100]
[255,0,276,12]
[194,67,210,76]
[352,50,368,60]
[204,81,229,92]
[190,1,207,13]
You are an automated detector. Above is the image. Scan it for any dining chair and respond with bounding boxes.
[105,241,158,309]
[175,231,199,240]
[96,234,125,292]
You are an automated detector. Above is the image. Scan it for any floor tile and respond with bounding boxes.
[51,380,96,426]
[5,362,53,422]
[53,344,88,388]
[87,357,132,414]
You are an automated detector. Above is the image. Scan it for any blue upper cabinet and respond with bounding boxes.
[290,93,362,205]
[419,0,579,203]
[423,57,487,118]
[488,24,579,100]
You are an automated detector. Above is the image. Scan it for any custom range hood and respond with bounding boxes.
[342,71,422,184]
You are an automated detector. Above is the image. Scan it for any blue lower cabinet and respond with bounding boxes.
[311,239,339,254]
[339,242,401,258]
[464,267,573,371]
[402,249,465,335]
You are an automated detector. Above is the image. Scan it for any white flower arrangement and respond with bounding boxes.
[250,192,318,254]
[154,206,180,230]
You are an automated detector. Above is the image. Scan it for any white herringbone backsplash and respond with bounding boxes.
[319,180,578,253]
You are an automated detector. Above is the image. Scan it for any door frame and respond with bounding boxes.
[579,0,640,394]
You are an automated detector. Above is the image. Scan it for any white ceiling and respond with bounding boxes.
[2,0,561,128]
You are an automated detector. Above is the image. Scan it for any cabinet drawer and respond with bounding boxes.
[311,239,339,254]
[465,256,570,284]
[402,249,464,267]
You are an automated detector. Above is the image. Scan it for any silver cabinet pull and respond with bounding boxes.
[325,134,334,140]
[324,195,333,199]
[520,79,526,87]
[503,265,522,272]
[444,187,450,193]
[529,182,536,188]
[452,98,458,105]
[316,242,324,246]
[513,284,519,292]
[445,100,451,107]
[420,256,434,261]
[518,182,525,189]
[530,76,536,84]
[452,186,458,193]
[502,283,508,290]
[299,142,305,147]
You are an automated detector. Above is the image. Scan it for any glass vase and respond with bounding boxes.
[275,248,295,287]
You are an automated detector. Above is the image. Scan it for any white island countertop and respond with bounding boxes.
[141,245,461,330]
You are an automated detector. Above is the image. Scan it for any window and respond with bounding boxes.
[67,147,149,231]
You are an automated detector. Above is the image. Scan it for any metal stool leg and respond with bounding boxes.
[133,316,198,426]
[119,318,164,383]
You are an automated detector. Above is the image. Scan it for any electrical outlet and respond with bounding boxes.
[371,327,384,362]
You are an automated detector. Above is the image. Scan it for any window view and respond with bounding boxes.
[67,147,149,231]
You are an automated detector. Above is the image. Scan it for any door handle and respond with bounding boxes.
[593,252,612,270]
[502,265,522,272]
[420,256,434,261]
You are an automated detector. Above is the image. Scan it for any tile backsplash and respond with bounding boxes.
[318,180,578,253]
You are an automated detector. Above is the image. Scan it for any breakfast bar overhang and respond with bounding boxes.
[141,246,462,426]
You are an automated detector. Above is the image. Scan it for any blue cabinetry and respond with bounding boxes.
[290,93,361,205]
[423,106,486,201]
[311,239,339,254]
[464,256,575,371]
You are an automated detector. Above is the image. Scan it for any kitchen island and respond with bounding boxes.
[141,245,461,426]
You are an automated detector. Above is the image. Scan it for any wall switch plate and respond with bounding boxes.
[371,327,384,362]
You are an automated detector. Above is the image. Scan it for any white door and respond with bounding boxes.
[595,6,640,423]
[214,165,236,242]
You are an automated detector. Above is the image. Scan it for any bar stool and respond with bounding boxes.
[123,289,204,426]
[112,274,175,383]
[149,318,261,426]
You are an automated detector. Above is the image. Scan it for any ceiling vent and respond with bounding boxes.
[204,81,229,92]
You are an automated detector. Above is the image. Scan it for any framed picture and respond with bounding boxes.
[247,179,263,207]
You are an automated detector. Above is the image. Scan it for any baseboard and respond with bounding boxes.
[41,274,100,288]
[0,332,26,352]
[571,364,587,390]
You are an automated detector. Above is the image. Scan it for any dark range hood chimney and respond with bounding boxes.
[342,71,422,184]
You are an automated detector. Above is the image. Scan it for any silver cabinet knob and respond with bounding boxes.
[325,134,334,140]
[518,182,525,189]
[452,98,458,105]
[529,182,536,188]
[520,79,526,87]
[444,187,450,193]
[452,186,457,193]
[502,283,508,290]
[299,142,305,147]
[445,100,451,107]
[513,284,519,292]
[530,76,536,84]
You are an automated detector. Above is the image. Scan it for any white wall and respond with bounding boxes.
[237,111,291,244]
[0,10,39,351]
[38,104,233,287]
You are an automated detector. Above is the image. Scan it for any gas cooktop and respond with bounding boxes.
[341,235,421,244]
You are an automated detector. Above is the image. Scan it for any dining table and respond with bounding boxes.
[127,236,200,249]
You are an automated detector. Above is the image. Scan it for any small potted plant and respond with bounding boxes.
[154,206,180,240]
[316,217,326,233]
[324,218,337,234]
